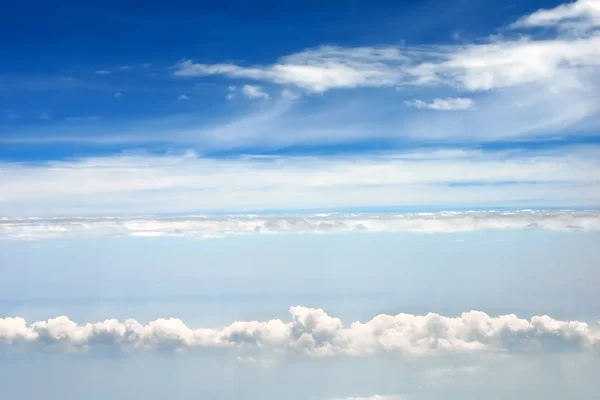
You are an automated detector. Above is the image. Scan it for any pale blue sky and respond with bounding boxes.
[1,231,599,321]
[1,232,600,400]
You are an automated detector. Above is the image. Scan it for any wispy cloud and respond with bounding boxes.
[226,85,237,99]
[1,148,599,216]
[512,0,600,31]
[173,1,600,96]
[241,84,270,100]
[1,307,598,356]
[95,70,111,75]
[281,88,300,100]
[113,92,123,98]
[405,98,474,111]
[2,211,599,240]
[178,94,190,100]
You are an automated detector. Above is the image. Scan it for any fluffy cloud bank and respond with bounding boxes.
[1,210,599,240]
[1,307,598,356]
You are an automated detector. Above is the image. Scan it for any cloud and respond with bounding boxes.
[173,47,408,93]
[1,307,598,356]
[173,1,600,95]
[512,0,600,31]
[241,84,270,100]
[95,70,110,75]
[226,85,237,99]
[178,94,190,100]
[405,98,474,111]
[1,147,599,216]
[334,396,406,400]
[281,88,300,100]
[119,66,132,71]
[113,92,123,98]
[1,210,599,240]
[164,1,600,145]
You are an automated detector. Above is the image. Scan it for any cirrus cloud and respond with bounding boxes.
[173,1,600,95]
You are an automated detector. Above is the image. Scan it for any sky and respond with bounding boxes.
[1,0,600,399]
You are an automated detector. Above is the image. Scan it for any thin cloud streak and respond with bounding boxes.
[174,1,600,94]
[1,147,600,215]
[2,147,600,216]
[2,210,599,240]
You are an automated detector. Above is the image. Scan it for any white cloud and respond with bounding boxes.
[1,148,599,216]
[1,211,599,240]
[334,396,406,400]
[173,47,407,93]
[173,1,600,95]
[119,65,132,71]
[166,1,600,145]
[405,98,474,111]
[178,94,190,100]
[241,84,270,100]
[512,0,600,32]
[1,307,598,356]
[95,70,110,75]
[113,92,122,98]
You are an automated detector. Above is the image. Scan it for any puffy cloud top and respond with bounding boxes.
[1,307,598,356]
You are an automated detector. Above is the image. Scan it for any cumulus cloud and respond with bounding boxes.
[1,210,599,240]
[113,92,123,98]
[1,307,598,356]
[405,98,474,111]
[178,94,190,100]
[241,84,270,99]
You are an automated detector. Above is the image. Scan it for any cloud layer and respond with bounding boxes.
[1,307,598,356]
[1,210,599,240]
[2,148,599,216]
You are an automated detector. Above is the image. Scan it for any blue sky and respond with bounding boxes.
[1,1,600,399]
[2,0,600,215]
